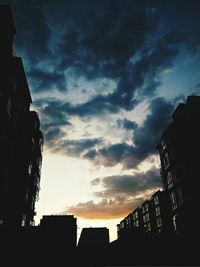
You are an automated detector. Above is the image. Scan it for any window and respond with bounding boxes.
[6,98,11,115]
[145,203,149,212]
[169,149,175,161]
[28,164,32,175]
[142,206,145,213]
[31,200,35,209]
[155,206,160,216]
[170,191,177,210]
[143,215,146,223]
[167,171,173,188]
[25,192,29,201]
[147,222,151,232]
[177,188,184,206]
[163,153,170,169]
[154,196,159,205]
[146,213,150,222]
[0,219,3,225]
[173,215,178,232]
[135,220,139,227]
[21,215,26,227]
[157,217,162,227]
[161,138,166,151]
[135,211,138,219]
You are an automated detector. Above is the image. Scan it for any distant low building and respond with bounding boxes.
[78,227,109,248]
[40,215,77,248]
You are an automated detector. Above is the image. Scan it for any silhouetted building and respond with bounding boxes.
[117,190,174,241]
[78,227,109,248]
[112,96,200,266]
[0,5,43,227]
[78,227,109,266]
[157,95,200,239]
[150,190,173,235]
[117,207,143,240]
[141,200,154,234]
[40,215,77,248]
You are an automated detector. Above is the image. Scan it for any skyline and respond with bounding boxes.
[1,0,200,242]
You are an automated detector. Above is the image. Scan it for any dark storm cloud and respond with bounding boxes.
[35,30,182,118]
[53,138,103,157]
[38,99,71,130]
[132,97,174,158]
[33,99,71,144]
[11,1,52,64]
[83,143,139,168]
[34,95,121,120]
[186,28,200,56]
[91,167,161,198]
[33,29,186,119]
[27,68,66,92]
[57,0,158,77]
[45,128,65,142]
[84,97,174,168]
[61,95,120,116]
[117,119,138,130]
[3,0,199,167]
[4,0,198,108]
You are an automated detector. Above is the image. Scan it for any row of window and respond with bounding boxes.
[170,189,184,211]
[119,206,162,232]
[142,203,149,213]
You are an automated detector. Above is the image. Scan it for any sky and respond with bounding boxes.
[1,0,200,242]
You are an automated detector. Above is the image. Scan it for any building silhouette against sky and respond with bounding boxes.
[157,95,200,239]
[40,214,77,248]
[78,227,109,266]
[114,95,200,265]
[0,5,43,227]
[78,227,109,248]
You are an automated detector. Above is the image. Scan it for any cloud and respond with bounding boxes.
[53,138,103,157]
[132,97,174,159]
[12,1,52,64]
[6,0,200,168]
[61,95,120,116]
[91,167,161,198]
[32,29,186,119]
[27,68,66,92]
[36,96,174,169]
[57,0,158,78]
[83,143,139,168]
[45,128,65,143]
[64,167,161,219]
[84,97,174,168]
[64,197,146,220]
[10,0,199,120]
[117,119,138,130]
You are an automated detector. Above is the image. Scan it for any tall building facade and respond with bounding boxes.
[157,95,200,238]
[117,96,200,242]
[0,5,43,227]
